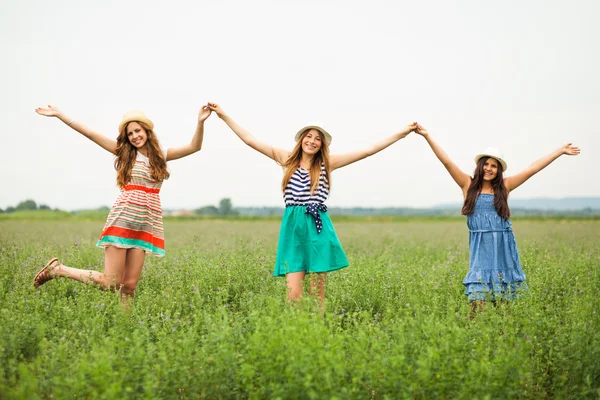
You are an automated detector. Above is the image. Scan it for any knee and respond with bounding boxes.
[100,273,123,289]
[287,285,303,300]
[120,280,138,295]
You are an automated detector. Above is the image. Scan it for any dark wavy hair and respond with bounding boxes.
[461,156,510,219]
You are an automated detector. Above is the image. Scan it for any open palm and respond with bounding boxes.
[563,143,581,156]
[35,105,62,118]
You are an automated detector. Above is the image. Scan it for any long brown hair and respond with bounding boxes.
[280,129,331,195]
[115,121,170,189]
[461,156,510,219]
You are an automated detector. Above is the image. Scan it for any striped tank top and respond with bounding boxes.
[284,164,329,206]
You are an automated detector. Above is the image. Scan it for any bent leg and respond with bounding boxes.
[35,247,127,289]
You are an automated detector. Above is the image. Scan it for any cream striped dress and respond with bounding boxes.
[97,150,166,256]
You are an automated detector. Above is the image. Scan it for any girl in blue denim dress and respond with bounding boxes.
[414,124,580,315]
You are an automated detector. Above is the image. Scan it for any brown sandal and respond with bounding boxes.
[33,257,59,288]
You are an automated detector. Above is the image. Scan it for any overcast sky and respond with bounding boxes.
[1,0,597,210]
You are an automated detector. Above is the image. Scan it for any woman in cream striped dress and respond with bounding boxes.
[33,105,212,302]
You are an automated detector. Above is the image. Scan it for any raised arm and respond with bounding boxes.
[415,124,471,191]
[207,103,288,163]
[166,106,211,161]
[35,105,117,154]
[330,123,417,170]
[504,143,580,192]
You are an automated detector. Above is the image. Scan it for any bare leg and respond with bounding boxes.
[34,247,127,289]
[307,272,326,311]
[286,271,306,302]
[469,300,485,320]
[120,248,146,303]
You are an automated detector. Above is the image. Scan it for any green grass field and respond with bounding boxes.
[1,219,599,399]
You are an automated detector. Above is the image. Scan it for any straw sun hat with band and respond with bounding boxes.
[474,147,508,172]
[118,110,154,134]
[294,122,332,146]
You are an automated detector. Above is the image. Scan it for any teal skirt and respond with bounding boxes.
[273,206,349,277]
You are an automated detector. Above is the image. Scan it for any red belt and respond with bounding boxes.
[124,184,160,194]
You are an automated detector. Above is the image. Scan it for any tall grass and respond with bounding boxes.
[0,219,598,399]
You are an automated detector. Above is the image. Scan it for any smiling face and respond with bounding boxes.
[126,121,148,149]
[301,129,323,156]
[482,157,499,181]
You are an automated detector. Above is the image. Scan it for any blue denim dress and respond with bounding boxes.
[463,194,528,300]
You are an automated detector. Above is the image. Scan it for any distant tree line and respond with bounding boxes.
[194,198,239,216]
[233,206,600,217]
[3,198,598,217]
[0,199,57,214]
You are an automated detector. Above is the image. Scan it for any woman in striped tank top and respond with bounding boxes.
[207,102,417,307]
[33,105,212,302]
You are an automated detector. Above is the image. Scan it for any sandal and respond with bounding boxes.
[33,257,59,288]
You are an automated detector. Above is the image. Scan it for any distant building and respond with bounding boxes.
[168,209,194,217]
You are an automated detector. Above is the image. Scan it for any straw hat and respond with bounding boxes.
[475,147,507,171]
[294,122,332,146]
[118,110,154,133]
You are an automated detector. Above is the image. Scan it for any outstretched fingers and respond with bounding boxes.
[35,105,60,117]
[564,143,581,156]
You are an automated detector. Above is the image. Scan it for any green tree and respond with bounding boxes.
[39,204,51,210]
[16,199,37,211]
[194,206,219,216]
[219,198,233,216]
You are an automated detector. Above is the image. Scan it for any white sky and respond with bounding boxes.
[1,0,598,210]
